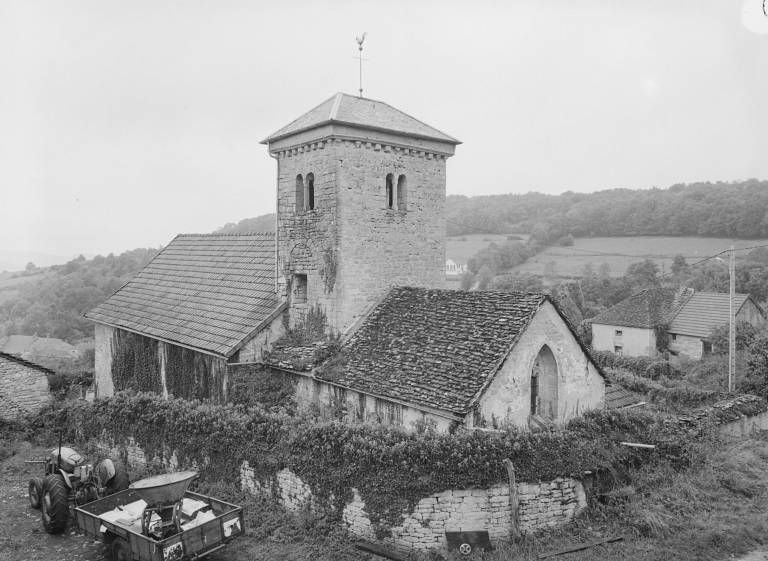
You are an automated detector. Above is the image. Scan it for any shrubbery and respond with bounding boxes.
[34,391,708,535]
[591,350,680,380]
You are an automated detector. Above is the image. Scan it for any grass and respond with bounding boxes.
[510,236,768,278]
[201,431,768,561]
[446,234,527,265]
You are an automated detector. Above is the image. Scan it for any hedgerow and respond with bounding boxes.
[606,368,720,407]
[33,391,737,536]
[591,350,680,379]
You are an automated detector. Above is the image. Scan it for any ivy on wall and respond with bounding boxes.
[110,330,161,393]
[41,391,733,537]
[164,344,227,402]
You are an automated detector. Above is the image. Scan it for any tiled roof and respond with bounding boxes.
[590,287,692,329]
[316,287,555,416]
[85,234,280,357]
[262,93,460,145]
[605,384,644,409]
[0,352,55,375]
[668,292,755,338]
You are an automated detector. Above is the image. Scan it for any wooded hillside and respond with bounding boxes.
[447,180,768,238]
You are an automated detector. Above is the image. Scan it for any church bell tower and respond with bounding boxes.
[262,93,460,332]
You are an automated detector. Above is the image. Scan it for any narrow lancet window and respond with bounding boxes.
[397,174,407,210]
[306,173,315,210]
[385,173,394,209]
[295,174,304,213]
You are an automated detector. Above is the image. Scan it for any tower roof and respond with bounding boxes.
[261,93,460,145]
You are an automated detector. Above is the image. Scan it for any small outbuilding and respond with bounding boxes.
[0,352,52,420]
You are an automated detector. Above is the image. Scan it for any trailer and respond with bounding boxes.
[74,488,244,561]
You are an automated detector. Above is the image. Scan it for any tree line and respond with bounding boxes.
[447,179,768,239]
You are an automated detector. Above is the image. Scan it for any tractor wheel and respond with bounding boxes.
[105,460,130,495]
[28,477,43,509]
[109,536,130,561]
[41,474,69,534]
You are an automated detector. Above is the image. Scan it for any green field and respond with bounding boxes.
[510,236,768,278]
[446,233,529,265]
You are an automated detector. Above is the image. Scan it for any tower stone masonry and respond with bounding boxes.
[262,93,460,332]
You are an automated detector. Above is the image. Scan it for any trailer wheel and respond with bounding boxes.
[28,477,43,509]
[109,537,130,561]
[41,474,69,534]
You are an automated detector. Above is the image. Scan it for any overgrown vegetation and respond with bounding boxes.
[0,248,158,342]
[33,389,755,540]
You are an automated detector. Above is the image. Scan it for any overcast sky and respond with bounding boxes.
[2,0,767,261]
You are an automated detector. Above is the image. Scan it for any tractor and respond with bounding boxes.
[28,442,130,534]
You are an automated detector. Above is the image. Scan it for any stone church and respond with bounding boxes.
[87,92,605,432]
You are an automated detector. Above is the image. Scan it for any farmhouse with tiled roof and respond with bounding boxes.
[87,93,605,431]
[591,287,765,360]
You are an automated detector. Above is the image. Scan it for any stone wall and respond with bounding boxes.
[669,334,703,360]
[96,435,586,554]
[239,464,586,554]
[475,301,605,429]
[0,354,51,419]
[274,136,450,334]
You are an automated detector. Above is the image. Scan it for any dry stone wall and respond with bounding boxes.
[94,436,586,554]
[240,464,586,553]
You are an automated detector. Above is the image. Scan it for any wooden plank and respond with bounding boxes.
[354,541,408,561]
[537,536,624,559]
[619,442,656,449]
[504,459,520,539]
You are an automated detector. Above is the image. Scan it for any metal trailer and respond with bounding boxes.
[74,488,244,561]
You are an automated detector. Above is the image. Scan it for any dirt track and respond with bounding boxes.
[0,442,105,561]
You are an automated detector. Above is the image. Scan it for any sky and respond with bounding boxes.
[1,0,767,263]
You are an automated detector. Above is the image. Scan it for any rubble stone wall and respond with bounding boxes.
[0,355,51,419]
[94,437,586,554]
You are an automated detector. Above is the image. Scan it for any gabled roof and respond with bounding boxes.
[85,233,281,357]
[315,287,596,416]
[262,93,460,145]
[0,352,54,375]
[590,287,692,329]
[668,291,756,338]
[0,335,79,358]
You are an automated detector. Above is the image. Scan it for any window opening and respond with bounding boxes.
[295,174,304,213]
[306,173,315,210]
[397,174,407,210]
[614,345,623,355]
[530,372,539,415]
[293,274,308,304]
[385,173,394,209]
[615,329,623,336]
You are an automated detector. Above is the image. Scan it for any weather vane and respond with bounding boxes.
[355,32,367,98]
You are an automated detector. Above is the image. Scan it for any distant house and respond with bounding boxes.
[0,335,80,363]
[667,292,765,359]
[590,288,765,360]
[445,259,467,276]
[0,352,52,420]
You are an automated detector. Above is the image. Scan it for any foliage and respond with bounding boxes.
[319,247,338,294]
[214,213,276,234]
[591,350,674,379]
[276,305,330,347]
[38,392,710,536]
[445,179,768,239]
[0,248,158,342]
[164,343,226,401]
[606,368,720,407]
[709,320,761,354]
[110,329,161,393]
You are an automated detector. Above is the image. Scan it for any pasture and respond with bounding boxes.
[446,233,528,265]
[509,236,768,278]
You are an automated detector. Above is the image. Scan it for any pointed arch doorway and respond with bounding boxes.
[530,345,558,420]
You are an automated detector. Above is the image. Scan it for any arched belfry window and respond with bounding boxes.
[306,173,315,210]
[397,174,407,211]
[295,174,304,213]
[385,174,394,209]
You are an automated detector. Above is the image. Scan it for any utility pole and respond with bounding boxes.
[728,244,736,392]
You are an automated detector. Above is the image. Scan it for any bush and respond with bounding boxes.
[31,392,698,534]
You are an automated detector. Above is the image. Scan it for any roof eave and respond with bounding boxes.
[261,119,461,146]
